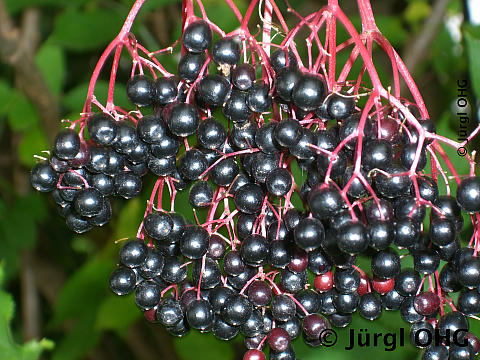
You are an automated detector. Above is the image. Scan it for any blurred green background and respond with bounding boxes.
[0,0,479,359]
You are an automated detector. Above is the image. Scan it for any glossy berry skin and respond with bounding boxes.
[314,271,334,292]
[429,217,456,246]
[180,226,209,259]
[143,211,173,240]
[178,52,206,82]
[381,289,404,310]
[458,290,480,316]
[192,257,221,289]
[268,241,291,269]
[223,90,252,123]
[234,183,265,214]
[334,268,360,294]
[189,180,213,208]
[265,168,292,197]
[135,281,161,310]
[362,139,393,171]
[120,239,147,268]
[279,269,307,294]
[457,257,480,288]
[368,220,394,250]
[374,165,412,199]
[148,156,176,177]
[333,291,360,314]
[209,286,235,314]
[400,296,423,323]
[154,76,178,105]
[157,298,183,327]
[410,321,434,348]
[197,118,226,150]
[308,185,343,220]
[275,67,301,102]
[413,292,440,316]
[109,267,137,295]
[422,345,449,360]
[210,158,239,186]
[327,93,355,119]
[136,114,166,144]
[126,75,155,107]
[73,188,104,217]
[160,257,187,284]
[288,248,308,274]
[457,176,480,213]
[186,299,213,330]
[197,74,230,107]
[271,294,296,322]
[54,129,81,160]
[114,172,142,199]
[371,276,394,295]
[232,63,256,90]
[359,293,382,320]
[395,269,421,297]
[30,161,58,192]
[413,249,440,274]
[337,221,369,255]
[270,49,297,72]
[223,251,246,276]
[212,37,240,65]
[400,143,427,171]
[87,113,117,145]
[179,149,208,180]
[293,218,324,251]
[292,73,326,111]
[248,281,272,306]
[273,119,302,148]
[213,317,239,340]
[164,102,200,137]
[182,19,212,53]
[244,349,266,360]
[240,234,269,266]
[437,311,469,342]
[268,328,290,352]
[416,176,439,203]
[371,249,401,279]
[222,294,253,326]
[247,82,272,113]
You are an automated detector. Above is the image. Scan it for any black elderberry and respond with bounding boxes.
[221,294,253,326]
[270,48,297,72]
[54,129,81,160]
[157,297,183,327]
[273,119,302,148]
[88,113,117,146]
[457,176,480,213]
[114,172,142,199]
[148,156,176,176]
[327,93,355,119]
[189,180,213,208]
[178,52,206,82]
[120,239,148,268]
[247,82,272,113]
[179,149,208,180]
[109,267,137,295]
[210,158,239,186]
[154,76,178,105]
[143,211,173,240]
[275,67,301,102]
[164,102,200,137]
[186,299,213,330]
[126,74,155,107]
[180,225,209,259]
[30,161,59,192]
[135,280,161,310]
[192,257,221,289]
[182,19,212,53]
[197,117,227,150]
[197,74,230,107]
[212,37,240,65]
[223,90,252,123]
[234,183,265,214]
[292,73,326,111]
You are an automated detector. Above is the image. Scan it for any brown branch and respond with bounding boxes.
[402,0,450,74]
[0,1,59,143]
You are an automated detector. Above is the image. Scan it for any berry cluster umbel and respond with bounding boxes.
[30,1,480,360]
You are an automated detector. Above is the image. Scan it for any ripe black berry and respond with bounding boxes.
[126,74,155,107]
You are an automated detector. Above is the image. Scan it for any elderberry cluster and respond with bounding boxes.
[30,16,480,360]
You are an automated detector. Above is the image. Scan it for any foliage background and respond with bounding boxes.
[0,0,479,359]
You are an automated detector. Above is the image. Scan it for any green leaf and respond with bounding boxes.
[173,331,234,360]
[35,44,66,95]
[6,92,39,133]
[5,0,88,14]
[95,294,141,335]
[375,15,408,45]
[464,25,480,99]
[18,126,49,167]
[0,81,13,116]
[0,265,52,360]
[62,80,129,113]
[51,257,114,327]
[50,8,125,51]
[51,310,100,360]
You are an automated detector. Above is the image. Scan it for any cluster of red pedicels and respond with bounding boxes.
[30,0,480,359]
